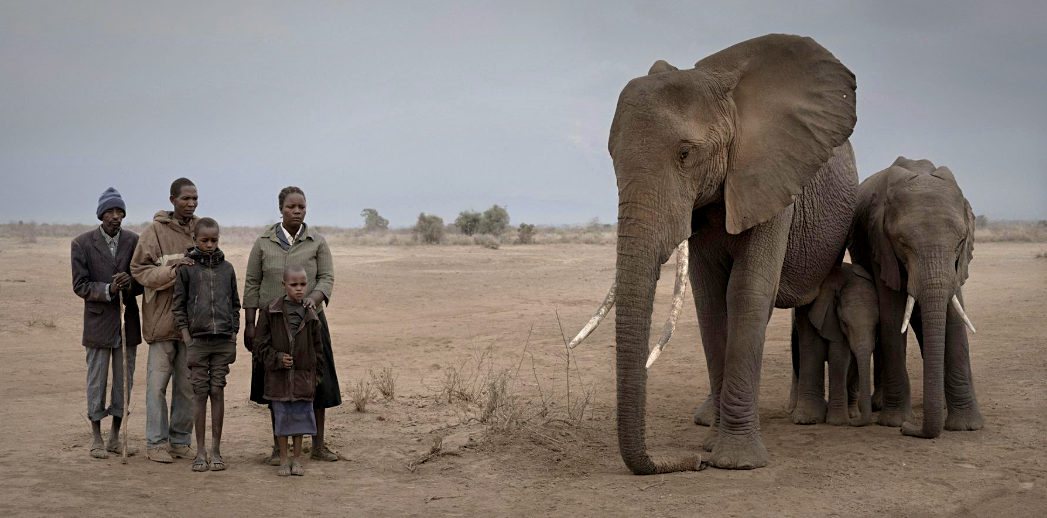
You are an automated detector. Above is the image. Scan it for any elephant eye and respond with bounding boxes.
[677,143,698,166]
[679,148,690,161]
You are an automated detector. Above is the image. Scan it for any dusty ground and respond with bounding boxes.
[1,237,1044,517]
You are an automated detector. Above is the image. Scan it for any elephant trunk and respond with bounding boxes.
[903,264,951,438]
[614,217,701,475]
[852,349,873,426]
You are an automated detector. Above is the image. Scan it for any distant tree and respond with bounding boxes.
[975,214,989,228]
[414,213,444,244]
[361,208,389,232]
[586,216,602,231]
[479,205,510,235]
[455,210,482,236]
[517,223,536,244]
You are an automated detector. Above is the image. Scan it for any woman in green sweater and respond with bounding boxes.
[243,186,342,463]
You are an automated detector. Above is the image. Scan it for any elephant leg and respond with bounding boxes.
[689,237,730,449]
[876,282,913,427]
[944,289,983,431]
[788,322,799,414]
[708,206,791,470]
[826,341,851,426]
[792,306,827,424]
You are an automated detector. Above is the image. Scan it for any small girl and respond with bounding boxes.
[254,264,325,476]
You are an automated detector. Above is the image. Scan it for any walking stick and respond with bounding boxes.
[119,291,129,464]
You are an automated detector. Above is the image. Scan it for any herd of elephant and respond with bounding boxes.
[566,33,983,475]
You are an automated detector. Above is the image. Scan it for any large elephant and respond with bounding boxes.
[848,157,982,438]
[570,34,858,474]
[790,262,879,427]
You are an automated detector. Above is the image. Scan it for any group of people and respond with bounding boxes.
[71,178,342,476]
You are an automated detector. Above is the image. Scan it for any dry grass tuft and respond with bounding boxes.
[369,367,397,400]
[27,316,57,328]
[346,378,375,412]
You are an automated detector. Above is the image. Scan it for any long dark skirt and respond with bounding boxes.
[250,310,342,409]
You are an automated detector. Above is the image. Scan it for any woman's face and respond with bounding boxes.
[281,193,307,229]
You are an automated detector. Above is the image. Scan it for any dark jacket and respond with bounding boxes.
[71,228,143,348]
[255,296,324,402]
[172,247,241,339]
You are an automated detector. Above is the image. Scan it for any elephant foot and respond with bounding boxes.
[901,420,940,439]
[871,389,883,411]
[826,409,850,426]
[848,404,860,419]
[701,426,719,452]
[708,433,769,470]
[945,407,984,431]
[694,395,716,427]
[876,405,914,427]
[790,398,826,425]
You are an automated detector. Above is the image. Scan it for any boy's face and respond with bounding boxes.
[195,227,219,254]
[283,271,308,303]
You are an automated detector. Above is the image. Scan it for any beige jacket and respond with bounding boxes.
[130,210,197,343]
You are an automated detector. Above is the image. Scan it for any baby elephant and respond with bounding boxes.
[791,263,879,426]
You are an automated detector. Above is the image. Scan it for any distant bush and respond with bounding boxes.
[479,205,510,235]
[361,208,389,232]
[414,213,445,244]
[474,234,500,249]
[455,211,482,236]
[517,223,536,244]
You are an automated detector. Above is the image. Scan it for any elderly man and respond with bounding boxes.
[71,187,142,459]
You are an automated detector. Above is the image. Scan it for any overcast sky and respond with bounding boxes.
[2,1,1045,227]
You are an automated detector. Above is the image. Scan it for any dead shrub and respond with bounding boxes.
[346,378,374,412]
[369,367,396,400]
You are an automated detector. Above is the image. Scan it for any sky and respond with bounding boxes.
[2,1,1045,227]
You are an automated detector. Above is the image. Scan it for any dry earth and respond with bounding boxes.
[1,238,1045,517]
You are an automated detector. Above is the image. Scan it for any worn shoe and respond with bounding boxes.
[310,445,340,462]
[169,444,195,459]
[106,441,138,457]
[146,447,174,463]
[266,446,282,466]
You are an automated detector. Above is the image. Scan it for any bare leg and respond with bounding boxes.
[209,387,225,469]
[192,392,208,470]
[312,407,325,451]
[277,436,290,476]
[91,420,105,454]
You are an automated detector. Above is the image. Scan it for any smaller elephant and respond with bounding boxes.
[790,262,879,426]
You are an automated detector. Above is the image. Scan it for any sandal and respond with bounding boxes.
[192,455,210,472]
[107,442,138,457]
[290,460,305,476]
[277,462,291,477]
[209,453,226,471]
[90,447,108,459]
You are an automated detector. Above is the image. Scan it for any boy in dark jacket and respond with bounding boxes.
[255,264,325,476]
[172,217,240,472]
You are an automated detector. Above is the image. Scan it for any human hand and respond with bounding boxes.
[170,257,195,269]
[302,298,316,310]
[111,272,132,291]
[281,354,294,369]
[244,324,255,352]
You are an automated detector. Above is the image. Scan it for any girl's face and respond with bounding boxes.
[281,193,306,229]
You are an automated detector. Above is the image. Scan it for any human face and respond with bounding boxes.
[170,185,198,222]
[281,193,306,232]
[282,271,308,303]
[100,208,125,236]
[194,226,220,254]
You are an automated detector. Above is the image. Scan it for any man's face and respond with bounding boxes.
[170,185,198,220]
[100,208,125,236]
[282,271,308,303]
[195,226,219,254]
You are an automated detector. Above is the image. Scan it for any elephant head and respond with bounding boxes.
[601,34,857,474]
[864,157,976,437]
[809,263,879,426]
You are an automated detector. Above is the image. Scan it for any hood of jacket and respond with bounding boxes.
[186,247,226,268]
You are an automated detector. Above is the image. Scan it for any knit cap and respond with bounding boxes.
[96,187,126,220]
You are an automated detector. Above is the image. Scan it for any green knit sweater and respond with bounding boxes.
[242,223,334,312]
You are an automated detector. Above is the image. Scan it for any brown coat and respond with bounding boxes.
[71,227,143,348]
[130,210,197,343]
[255,297,325,402]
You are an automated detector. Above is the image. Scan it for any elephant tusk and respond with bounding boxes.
[646,242,689,369]
[568,281,617,349]
[952,295,976,334]
[900,294,916,334]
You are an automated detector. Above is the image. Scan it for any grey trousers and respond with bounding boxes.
[145,340,194,449]
[85,344,137,422]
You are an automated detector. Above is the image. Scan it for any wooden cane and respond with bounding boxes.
[119,290,129,464]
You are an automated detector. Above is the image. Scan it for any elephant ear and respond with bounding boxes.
[892,156,937,174]
[809,266,846,343]
[870,168,903,291]
[851,263,873,282]
[648,60,678,75]
[959,196,975,285]
[696,34,857,234]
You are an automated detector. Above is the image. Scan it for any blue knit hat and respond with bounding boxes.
[96,187,126,220]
